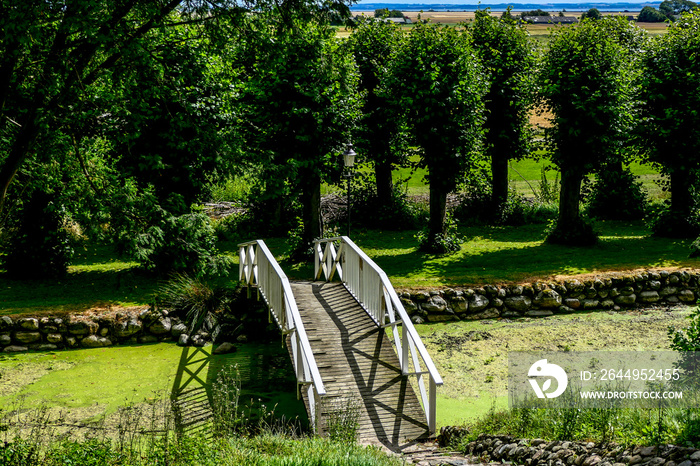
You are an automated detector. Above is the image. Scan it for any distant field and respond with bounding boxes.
[340,11,670,39]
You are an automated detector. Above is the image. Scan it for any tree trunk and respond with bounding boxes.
[428,183,448,244]
[301,172,322,248]
[670,169,692,220]
[375,159,394,211]
[557,167,583,229]
[491,153,509,207]
[0,117,39,216]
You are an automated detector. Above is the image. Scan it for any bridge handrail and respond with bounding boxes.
[314,236,443,434]
[238,240,326,431]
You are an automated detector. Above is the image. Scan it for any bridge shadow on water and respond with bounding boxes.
[169,342,308,438]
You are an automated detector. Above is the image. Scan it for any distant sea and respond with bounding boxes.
[353,2,661,11]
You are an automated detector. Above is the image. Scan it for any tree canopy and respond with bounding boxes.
[470,8,535,208]
[639,10,700,236]
[385,23,486,252]
[539,17,638,245]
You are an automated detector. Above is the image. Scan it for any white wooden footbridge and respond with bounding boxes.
[238,236,443,448]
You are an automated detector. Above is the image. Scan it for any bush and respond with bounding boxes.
[124,208,232,276]
[497,194,558,226]
[545,217,598,246]
[2,190,74,279]
[156,274,239,334]
[343,174,427,230]
[416,212,463,254]
[584,167,648,220]
[213,211,258,243]
[649,208,700,238]
[638,6,667,22]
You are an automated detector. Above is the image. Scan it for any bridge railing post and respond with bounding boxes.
[313,236,444,436]
[238,239,327,431]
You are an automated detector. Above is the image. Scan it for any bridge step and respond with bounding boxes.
[288,281,428,449]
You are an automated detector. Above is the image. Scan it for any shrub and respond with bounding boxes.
[416,212,463,254]
[545,217,598,246]
[668,308,700,382]
[156,274,239,334]
[213,211,258,243]
[3,191,74,279]
[584,167,648,220]
[339,174,427,231]
[124,208,232,277]
[497,194,558,226]
[649,208,700,238]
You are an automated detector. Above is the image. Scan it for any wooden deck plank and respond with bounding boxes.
[288,281,429,449]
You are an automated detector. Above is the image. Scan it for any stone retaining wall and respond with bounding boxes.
[0,308,226,353]
[399,270,699,324]
[455,433,700,466]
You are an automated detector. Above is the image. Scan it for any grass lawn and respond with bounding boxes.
[274,220,696,289]
[2,220,696,315]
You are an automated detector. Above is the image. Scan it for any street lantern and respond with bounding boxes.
[342,143,356,169]
[342,143,356,237]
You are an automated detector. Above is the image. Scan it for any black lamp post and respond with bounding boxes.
[342,143,356,237]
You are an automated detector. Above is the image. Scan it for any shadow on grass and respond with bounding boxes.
[0,267,160,316]
[352,223,695,287]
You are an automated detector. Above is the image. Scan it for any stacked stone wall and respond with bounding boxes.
[449,433,700,466]
[0,309,204,353]
[399,270,699,324]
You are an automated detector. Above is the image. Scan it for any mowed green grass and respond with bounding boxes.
[3,217,694,315]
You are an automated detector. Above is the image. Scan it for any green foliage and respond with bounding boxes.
[668,308,700,382]
[640,11,700,234]
[236,17,360,245]
[156,274,239,334]
[545,217,599,247]
[211,364,243,438]
[638,6,668,22]
[0,439,38,466]
[660,0,698,18]
[124,208,231,277]
[346,18,409,211]
[457,400,700,448]
[385,23,486,250]
[348,173,427,230]
[520,9,551,16]
[3,190,74,279]
[324,396,361,444]
[470,8,536,207]
[416,212,464,254]
[374,8,404,18]
[45,440,125,465]
[584,166,649,220]
[540,17,639,244]
[581,8,602,20]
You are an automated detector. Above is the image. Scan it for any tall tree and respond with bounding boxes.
[385,23,486,253]
[346,17,407,213]
[0,0,239,216]
[238,18,360,253]
[470,8,535,209]
[640,10,700,237]
[539,18,637,245]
